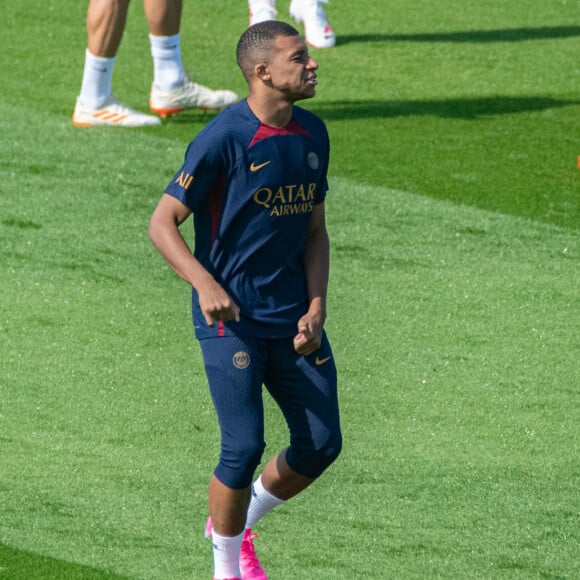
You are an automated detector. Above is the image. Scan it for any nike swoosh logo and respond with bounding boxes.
[250,160,271,172]
[315,356,332,366]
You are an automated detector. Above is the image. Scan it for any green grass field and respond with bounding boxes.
[1,1,579,578]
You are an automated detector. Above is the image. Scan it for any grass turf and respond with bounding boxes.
[1,0,579,578]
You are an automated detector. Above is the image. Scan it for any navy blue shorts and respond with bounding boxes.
[199,332,342,489]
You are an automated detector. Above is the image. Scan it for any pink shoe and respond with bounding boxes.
[205,518,268,580]
[205,516,213,539]
[240,529,268,580]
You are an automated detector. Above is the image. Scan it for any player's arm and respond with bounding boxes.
[148,193,239,326]
[293,202,329,355]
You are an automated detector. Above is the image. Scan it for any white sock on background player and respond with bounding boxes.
[149,33,185,91]
[79,49,116,108]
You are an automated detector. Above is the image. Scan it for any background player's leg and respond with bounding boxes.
[87,0,130,58]
[144,0,181,35]
[145,0,238,115]
[74,0,161,126]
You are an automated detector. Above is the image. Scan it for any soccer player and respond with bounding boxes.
[149,20,342,580]
[73,0,238,127]
[248,0,336,48]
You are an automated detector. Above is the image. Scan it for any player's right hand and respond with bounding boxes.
[198,282,240,327]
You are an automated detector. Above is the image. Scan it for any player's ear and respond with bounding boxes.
[255,62,271,81]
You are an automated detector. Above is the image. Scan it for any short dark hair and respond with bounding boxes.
[236,20,300,80]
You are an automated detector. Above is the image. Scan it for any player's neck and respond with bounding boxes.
[247,95,294,128]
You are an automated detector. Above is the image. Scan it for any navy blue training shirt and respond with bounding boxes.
[164,99,330,339]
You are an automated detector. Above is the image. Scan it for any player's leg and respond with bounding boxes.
[289,0,336,48]
[254,448,314,503]
[86,0,130,58]
[145,0,183,92]
[236,333,341,577]
[200,336,268,580]
[272,332,341,480]
[207,476,249,580]
[146,0,238,117]
[248,0,277,26]
[252,331,342,516]
[73,0,162,127]
[144,0,181,35]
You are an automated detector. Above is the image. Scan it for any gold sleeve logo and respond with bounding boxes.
[175,171,194,189]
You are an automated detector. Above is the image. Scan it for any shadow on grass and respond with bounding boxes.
[337,25,580,45]
[160,109,222,125]
[309,96,580,121]
[0,543,132,580]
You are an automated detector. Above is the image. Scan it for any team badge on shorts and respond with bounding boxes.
[233,351,251,369]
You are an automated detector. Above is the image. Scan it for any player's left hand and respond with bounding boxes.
[293,312,324,355]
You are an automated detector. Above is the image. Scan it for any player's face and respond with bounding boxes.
[268,35,319,101]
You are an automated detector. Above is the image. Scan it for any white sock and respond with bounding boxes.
[248,0,277,23]
[245,475,285,530]
[211,529,243,580]
[79,49,116,109]
[149,33,184,91]
[249,0,276,10]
